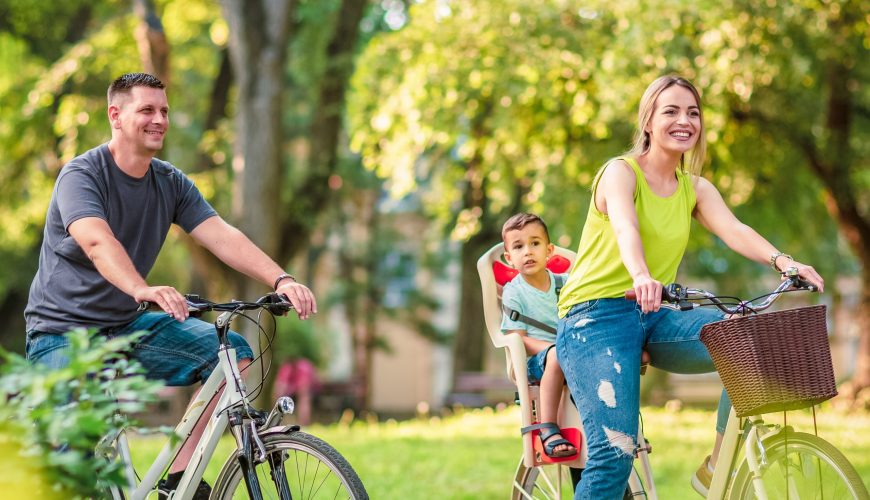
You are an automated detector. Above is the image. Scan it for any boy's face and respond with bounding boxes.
[503,223,554,277]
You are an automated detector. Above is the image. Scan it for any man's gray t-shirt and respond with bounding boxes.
[24,143,217,334]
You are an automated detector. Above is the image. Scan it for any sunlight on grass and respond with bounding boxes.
[129,405,870,499]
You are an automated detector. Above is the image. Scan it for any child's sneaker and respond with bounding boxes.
[691,455,713,496]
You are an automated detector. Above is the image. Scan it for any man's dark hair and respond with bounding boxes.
[107,73,165,104]
[502,213,550,245]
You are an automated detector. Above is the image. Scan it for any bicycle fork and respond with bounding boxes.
[228,397,297,500]
[743,424,771,500]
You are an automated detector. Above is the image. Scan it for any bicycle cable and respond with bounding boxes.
[213,306,281,418]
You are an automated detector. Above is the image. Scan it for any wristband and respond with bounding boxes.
[769,252,792,271]
[273,273,296,290]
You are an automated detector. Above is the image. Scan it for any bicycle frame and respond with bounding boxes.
[113,345,249,500]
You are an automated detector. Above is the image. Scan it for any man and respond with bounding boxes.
[24,73,316,498]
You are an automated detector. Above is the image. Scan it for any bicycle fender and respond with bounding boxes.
[258,424,301,437]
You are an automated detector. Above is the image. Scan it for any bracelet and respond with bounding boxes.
[769,252,792,271]
[273,273,296,290]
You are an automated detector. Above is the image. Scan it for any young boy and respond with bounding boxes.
[500,213,576,458]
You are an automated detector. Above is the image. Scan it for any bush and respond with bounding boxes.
[0,329,163,498]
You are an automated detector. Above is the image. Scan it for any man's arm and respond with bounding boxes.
[189,216,317,319]
[68,216,191,320]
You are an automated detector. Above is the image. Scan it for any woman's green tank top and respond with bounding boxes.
[557,157,696,317]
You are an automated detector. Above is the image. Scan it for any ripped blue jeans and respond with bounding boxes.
[556,298,730,500]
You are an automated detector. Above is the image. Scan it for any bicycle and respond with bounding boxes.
[480,239,868,499]
[98,292,369,500]
[620,267,869,499]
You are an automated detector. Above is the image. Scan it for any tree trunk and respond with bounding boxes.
[279,0,367,262]
[854,270,870,393]
[220,0,294,405]
[133,0,170,84]
[336,189,380,412]
[221,0,292,263]
[451,146,502,381]
[452,229,497,380]
[793,57,870,393]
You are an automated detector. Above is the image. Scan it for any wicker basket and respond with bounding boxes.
[700,305,837,417]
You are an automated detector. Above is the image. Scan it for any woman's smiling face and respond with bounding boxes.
[645,85,701,155]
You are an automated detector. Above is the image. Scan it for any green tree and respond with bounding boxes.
[349,0,616,378]
[349,0,863,387]
[695,0,870,394]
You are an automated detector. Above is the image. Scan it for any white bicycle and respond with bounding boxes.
[512,269,869,499]
[99,293,368,500]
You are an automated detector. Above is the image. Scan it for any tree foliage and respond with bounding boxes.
[349,0,866,376]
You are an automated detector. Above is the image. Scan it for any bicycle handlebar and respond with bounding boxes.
[136,292,294,316]
[624,267,818,315]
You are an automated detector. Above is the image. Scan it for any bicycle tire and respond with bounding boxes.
[211,430,368,500]
[513,457,633,500]
[729,429,869,500]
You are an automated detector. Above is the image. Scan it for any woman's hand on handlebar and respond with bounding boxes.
[276,281,317,320]
[631,275,663,313]
[788,260,824,293]
[133,285,189,322]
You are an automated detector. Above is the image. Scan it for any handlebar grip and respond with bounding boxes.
[793,278,818,292]
[625,285,678,303]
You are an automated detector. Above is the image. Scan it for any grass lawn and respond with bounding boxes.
[130,405,870,499]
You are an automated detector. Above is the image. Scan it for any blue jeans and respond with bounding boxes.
[556,299,730,500]
[527,344,555,383]
[25,312,254,386]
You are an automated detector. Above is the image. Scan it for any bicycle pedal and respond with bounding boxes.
[634,439,652,456]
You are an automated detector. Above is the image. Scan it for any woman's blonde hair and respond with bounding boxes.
[625,75,706,177]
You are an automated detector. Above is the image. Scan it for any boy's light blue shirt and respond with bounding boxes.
[500,270,565,343]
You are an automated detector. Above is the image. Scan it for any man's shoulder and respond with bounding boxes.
[61,144,109,174]
[149,157,184,178]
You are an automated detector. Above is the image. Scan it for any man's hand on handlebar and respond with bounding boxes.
[276,281,317,320]
[631,275,663,313]
[133,285,189,322]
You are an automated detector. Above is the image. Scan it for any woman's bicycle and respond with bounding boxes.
[99,292,369,500]
[617,267,868,499]
[510,268,869,499]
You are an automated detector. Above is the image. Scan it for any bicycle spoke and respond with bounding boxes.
[213,432,366,500]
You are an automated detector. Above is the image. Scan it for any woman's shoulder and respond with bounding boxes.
[603,156,635,171]
[596,156,638,191]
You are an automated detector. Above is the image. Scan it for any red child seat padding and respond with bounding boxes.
[530,426,582,464]
[492,254,571,286]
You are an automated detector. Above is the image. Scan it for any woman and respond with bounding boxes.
[555,75,824,499]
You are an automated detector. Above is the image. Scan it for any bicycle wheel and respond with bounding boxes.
[211,430,368,500]
[513,457,632,500]
[513,457,575,500]
[730,430,869,500]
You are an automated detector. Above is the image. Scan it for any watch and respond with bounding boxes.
[769,252,792,271]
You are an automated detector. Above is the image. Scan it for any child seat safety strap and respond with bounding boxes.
[501,274,564,335]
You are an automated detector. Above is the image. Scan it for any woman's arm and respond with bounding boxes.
[693,177,824,290]
[597,160,663,312]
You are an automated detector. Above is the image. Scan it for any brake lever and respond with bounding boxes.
[257,292,294,315]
